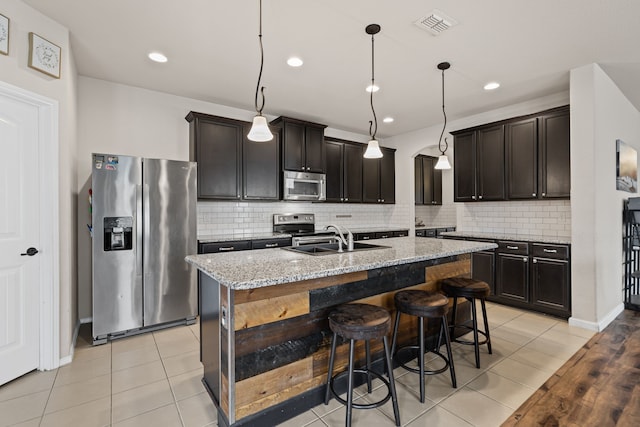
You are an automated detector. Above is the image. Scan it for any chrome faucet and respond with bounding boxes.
[325,224,354,252]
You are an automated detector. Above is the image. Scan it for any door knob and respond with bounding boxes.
[21,247,39,256]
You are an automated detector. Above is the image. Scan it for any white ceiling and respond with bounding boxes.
[22,0,640,137]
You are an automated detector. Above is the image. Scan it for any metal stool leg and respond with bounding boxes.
[391,310,401,357]
[441,315,457,388]
[383,336,401,427]
[418,316,425,403]
[346,339,355,427]
[450,296,458,337]
[324,332,338,405]
[481,298,492,354]
[470,298,481,368]
[365,340,372,393]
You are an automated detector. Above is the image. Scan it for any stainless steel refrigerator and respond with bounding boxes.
[91,153,197,344]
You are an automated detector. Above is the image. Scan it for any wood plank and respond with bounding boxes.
[235,357,313,408]
[234,292,309,330]
[220,371,229,418]
[234,271,367,304]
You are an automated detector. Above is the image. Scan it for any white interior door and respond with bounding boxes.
[0,91,41,385]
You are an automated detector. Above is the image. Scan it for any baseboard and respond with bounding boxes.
[568,303,625,332]
[59,319,82,366]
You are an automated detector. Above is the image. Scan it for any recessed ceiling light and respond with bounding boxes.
[287,57,303,67]
[148,52,168,63]
[366,84,380,93]
[484,81,500,90]
[383,117,394,123]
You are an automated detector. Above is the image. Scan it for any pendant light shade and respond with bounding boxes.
[364,24,383,159]
[364,139,383,159]
[247,0,274,142]
[435,61,452,169]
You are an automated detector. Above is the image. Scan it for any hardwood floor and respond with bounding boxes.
[502,309,640,427]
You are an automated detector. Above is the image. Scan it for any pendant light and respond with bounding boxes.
[363,24,383,159]
[247,0,274,142]
[434,61,452,170]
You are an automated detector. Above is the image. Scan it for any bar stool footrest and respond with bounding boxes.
[451,324,490,346]
[395,345,451,376]
[329,369,391,409]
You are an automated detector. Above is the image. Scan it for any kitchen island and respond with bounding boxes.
[186,237,497,427]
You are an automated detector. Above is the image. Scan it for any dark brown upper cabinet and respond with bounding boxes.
[539,107,570,198]
[415,155,442,205]
[506,117,538,199]
[271,116,327,173]
[363,147,395,204]
[186,111,279,201]
[325,138,363,203]
[453,105,570,202]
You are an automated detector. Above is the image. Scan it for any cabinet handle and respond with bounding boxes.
[523,257,528,262]
[506,245,519,250]
[265,243,278,248]
[533,258,538,263]
[381,199,385,202]
[532,193,536,197]
[345,198,349,201]
[219,246,235,251]
[362,236,370,240]
[542,192,546,197]
[340,198,344,201]
[543,248,558,253]
[479,195,483,199]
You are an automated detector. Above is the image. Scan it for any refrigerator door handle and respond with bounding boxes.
[136,184,144,276]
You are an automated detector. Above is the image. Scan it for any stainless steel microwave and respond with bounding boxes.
[282,171,326,201]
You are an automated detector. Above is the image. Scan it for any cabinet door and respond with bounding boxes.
[191,116,242,200]
[282,121,305,171]
[422,156,434,204]
[472,251,495,294]
[433,163,442,205]
[325,140,344,202]
[305,125,326,173]
[414,157,424,205]
[343,143,363,202]
[243,126,280,200]
[380,148,395,204]
[531,257,570,315]
[477,125,505,201]
[363,156,381,203]
[496,253,529,303]
[506,118,538,199]
[539,108,570,198]
[453,131,477,201]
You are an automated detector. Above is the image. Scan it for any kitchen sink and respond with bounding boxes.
[283,242,389,256]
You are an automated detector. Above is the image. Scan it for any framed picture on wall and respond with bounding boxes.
[0,13,9,55]
[616,139,637,193]
[28,32,61,78]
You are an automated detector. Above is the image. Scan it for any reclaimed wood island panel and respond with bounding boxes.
[186,237,497,427]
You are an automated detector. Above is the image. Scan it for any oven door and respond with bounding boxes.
[283,171,326,201]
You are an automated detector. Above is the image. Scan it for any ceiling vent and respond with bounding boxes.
[414,9,457,35]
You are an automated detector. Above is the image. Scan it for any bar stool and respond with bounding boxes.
[324,303,400,427]
[390,290,456,403]
[440,277,492,369]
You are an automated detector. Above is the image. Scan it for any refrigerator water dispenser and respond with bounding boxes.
[103,217,133,251]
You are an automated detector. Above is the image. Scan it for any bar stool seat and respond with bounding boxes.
[391,290,456,403]
[324,303,400,427]
[440,277,492,369]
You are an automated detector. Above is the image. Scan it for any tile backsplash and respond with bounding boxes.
[457,199,571,238]
[197,201,412,237]
[415,201,457,227]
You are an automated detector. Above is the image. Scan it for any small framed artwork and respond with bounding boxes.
[28,32,61,78]
[0,13,9,55]
[617,139,637,193]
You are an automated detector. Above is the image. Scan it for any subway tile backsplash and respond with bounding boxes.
[456,199,571,238]
[197,201,412,237]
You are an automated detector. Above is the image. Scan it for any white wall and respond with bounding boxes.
[0,0,78,360]
[569,64,640,330]
[76,77,408,318]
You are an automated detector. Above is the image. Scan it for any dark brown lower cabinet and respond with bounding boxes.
[496,253,530,303]
[471,250,495,294]
[531,243,570,315]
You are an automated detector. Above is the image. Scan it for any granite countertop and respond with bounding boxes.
[186,237,497,290]
[415,225,456,230]
[198,232,290,243]
[441,231,571,245]
[348,227,409,233]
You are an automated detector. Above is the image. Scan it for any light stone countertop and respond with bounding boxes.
[186,237,497,290]
[441,231,571,245]
[198,232,290,243]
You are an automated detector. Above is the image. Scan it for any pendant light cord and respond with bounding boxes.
[369,32,378,140]
[438,66,448,155]
[254,0,266,115]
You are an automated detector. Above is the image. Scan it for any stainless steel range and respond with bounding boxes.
[273,213,337,246]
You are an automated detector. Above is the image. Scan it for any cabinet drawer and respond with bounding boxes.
[251,238,292,250]
[497,241,529,255]
[424,229,437,237]
[392,230,409,237]
[531,243,569,260]
[355,232,376,241]
[415,229,426,237]
[375,232,392,239]
[199,240,252,254]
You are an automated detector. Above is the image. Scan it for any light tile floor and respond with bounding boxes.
[0,303,594,427]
